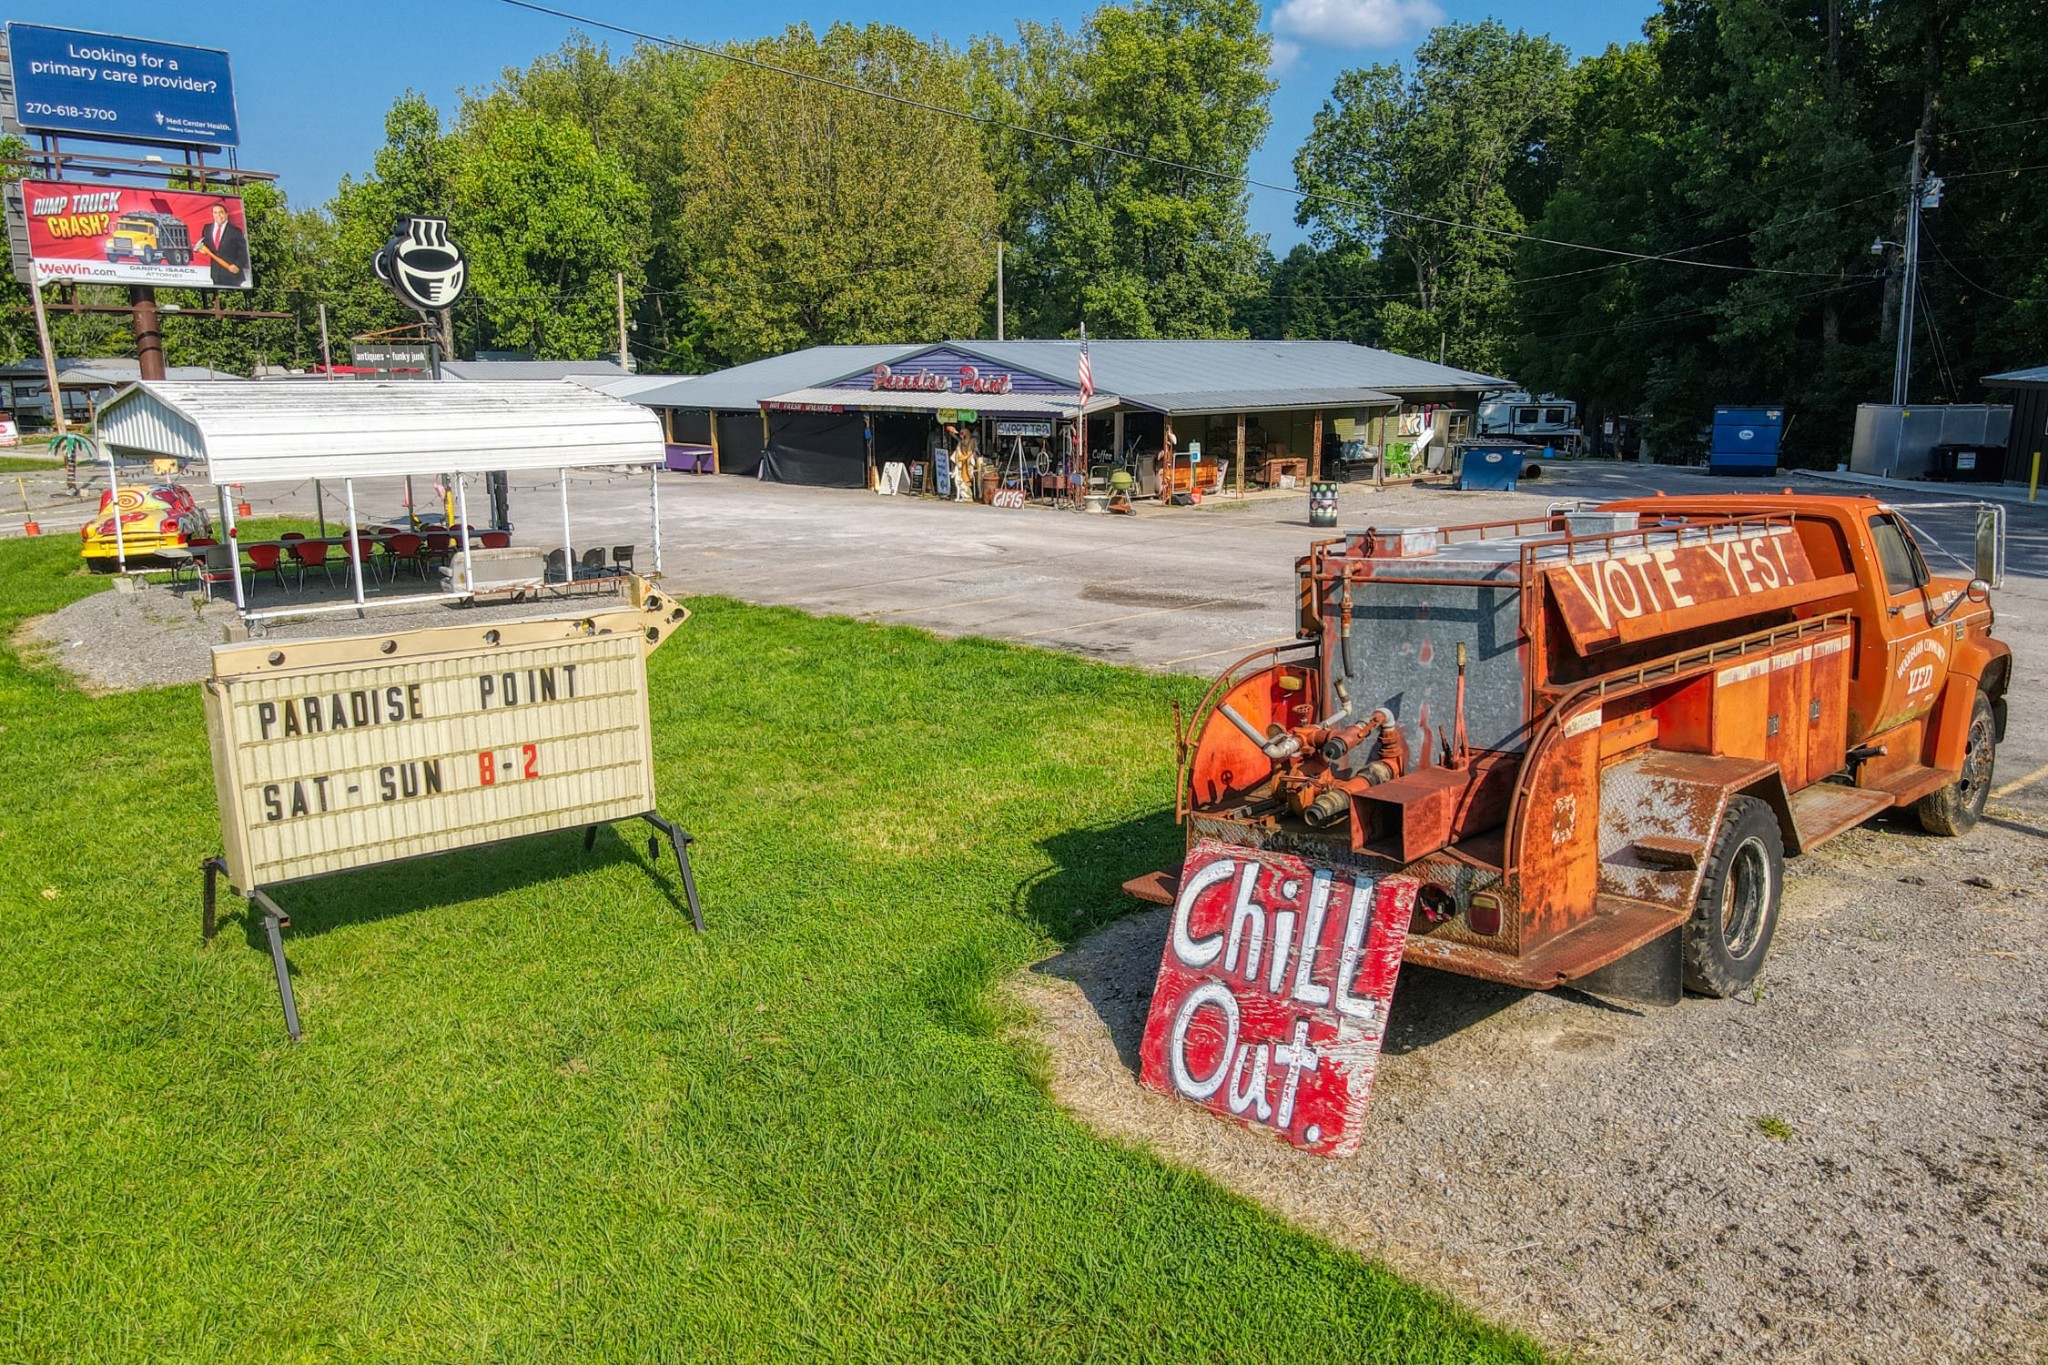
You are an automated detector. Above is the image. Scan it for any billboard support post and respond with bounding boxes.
[132,288,166,382]
[26,279,67,441]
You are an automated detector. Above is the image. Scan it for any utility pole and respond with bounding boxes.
[616,271,634,373]
[1891,140,1923,407]
[317,302,335,377]
[996,242,1006,342]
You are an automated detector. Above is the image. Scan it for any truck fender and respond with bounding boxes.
[1735,769,1800,855]
[1925,673,1990,777]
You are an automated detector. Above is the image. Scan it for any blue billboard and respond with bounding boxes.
[6,24,239,147]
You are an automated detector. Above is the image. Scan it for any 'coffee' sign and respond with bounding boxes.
[1139,842,1414,1157]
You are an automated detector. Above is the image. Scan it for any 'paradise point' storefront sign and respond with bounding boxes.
[871,364,1015,395]
[1138,841,1415,1157]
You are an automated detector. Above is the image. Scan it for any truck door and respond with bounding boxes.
[1867,512,1950,729]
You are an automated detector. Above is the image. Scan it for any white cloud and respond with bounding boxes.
[1268,38,1304,73]
[1271,0,1445,47]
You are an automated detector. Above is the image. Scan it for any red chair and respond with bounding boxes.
[290,539,334,588]
[480,530,511,549]
[278,531,306,542]
[423,530,456,571]
[385,532,423,578]
[245,542,288,591]
[341,533,380,584]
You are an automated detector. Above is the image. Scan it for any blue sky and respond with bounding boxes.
[11,0,1653,251]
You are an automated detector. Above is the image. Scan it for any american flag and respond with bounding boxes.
[1077,324,1094,404]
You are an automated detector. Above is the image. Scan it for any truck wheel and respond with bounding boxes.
[1682,795,1783,997]
[1916,693,1996,836]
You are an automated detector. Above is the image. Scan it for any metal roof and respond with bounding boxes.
[760,386,1113,417]
[1984,364,2048,387]
[439,359,627,382]
[0,357,242,385]
[93,380,666,482]
[1111,385,1398,414]
[572,373,691,400]
[952,339,1507,404]
[627,344,927,410]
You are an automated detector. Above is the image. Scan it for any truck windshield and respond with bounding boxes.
[1867,514,1928,595]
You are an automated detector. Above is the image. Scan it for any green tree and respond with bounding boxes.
[449,105,649,359]
[1296,20,1571,374]
[681,23,996,360]
[1236,242,1380,343]
[981,0,1272,339]
[324,93,459,353]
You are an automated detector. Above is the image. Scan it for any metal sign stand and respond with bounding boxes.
[202,812,704,1042]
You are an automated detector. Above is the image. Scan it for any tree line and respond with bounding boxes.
[5,0,2040,461]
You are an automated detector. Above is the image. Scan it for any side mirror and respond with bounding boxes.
[1932,578,1990,626]
[1967,577,1991,604]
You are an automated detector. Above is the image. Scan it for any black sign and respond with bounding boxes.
[373,217,466,313]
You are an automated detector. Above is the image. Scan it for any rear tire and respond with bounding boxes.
[1916,693,1995,836]
[1683,795,1783,997]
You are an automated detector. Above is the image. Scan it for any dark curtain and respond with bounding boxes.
[714,411,767,477]
[761,412,869,488]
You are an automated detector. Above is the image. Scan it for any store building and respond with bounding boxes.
[627,339,1506,497]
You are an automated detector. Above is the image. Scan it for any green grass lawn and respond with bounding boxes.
[0,536,1545,1364]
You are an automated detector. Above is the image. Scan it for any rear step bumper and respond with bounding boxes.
[1122,868,1684,989]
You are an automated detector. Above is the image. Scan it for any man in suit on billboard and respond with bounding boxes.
[196,200,249,288]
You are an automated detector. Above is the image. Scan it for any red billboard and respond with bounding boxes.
[21,180,251,290]
[1139,841,1416,1157]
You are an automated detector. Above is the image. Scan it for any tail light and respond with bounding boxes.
[160,518,179,533]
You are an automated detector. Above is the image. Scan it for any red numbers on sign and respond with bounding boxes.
[477,745,538,787]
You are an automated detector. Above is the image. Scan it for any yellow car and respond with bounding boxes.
[81,483,210,569]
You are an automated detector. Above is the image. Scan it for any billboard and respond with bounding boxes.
[5,23,239,146]
[21,180,251,290]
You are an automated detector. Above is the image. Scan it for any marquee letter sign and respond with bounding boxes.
[1138,841,1415,1156]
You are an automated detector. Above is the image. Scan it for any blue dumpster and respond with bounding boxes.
[1710,406,1784,476]
[1455,442,1529,491]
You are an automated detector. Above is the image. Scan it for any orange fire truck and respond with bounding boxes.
[1131,494,2007,1003]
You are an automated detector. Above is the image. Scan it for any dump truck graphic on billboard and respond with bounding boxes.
[103,212,194,266]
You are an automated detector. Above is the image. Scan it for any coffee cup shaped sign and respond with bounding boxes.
[374,217,467,312]
[1139,841,1416,1156]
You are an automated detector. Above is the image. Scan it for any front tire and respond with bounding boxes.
[1916,692,1996,836]
[1683,795,1783,997]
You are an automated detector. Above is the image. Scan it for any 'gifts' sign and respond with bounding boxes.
[1139,841,1416,1157]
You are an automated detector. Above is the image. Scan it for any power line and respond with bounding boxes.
[493,0,1850,280]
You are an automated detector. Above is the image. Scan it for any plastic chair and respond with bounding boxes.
[611,545,635,574]
[385,532,423,578]
[278,531,306,543]
[580,547,607,578]
[480,530,511,550]
[245,542,288,591]
[347,533,383,584]
[290,539,334,588]
[544,548,570,584]
[196,543,238,602]
[423,531,455,571]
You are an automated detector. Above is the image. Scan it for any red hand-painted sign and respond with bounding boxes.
[1545,525,1819,651]
[1139,841,1415,1157]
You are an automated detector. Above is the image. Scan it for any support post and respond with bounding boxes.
[650,465,663,574]
[1113,410,1125,462]
[1311,408,1325,483]
[105,447,128,572]
[314,479,328,538]
[29,279,67,440]
[455,475,474,594]
[643,813,705,933]
[343,476,366,609]
[1892,140,1923,408]
[2032,451,2041,505]
[317,303,334,376]
[1236,412,1247,499]
[217,485,246,612]
[250,889,303,1042]
[996,241,1005,341]
[131,287,166,382]
[559,467,574,582]
[707,414,721,475]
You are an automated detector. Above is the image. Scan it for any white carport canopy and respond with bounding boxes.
[88,380,668,622]
[93,379,666,481]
